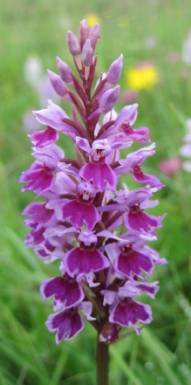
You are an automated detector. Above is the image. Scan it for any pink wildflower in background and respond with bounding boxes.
[144,36,157,50]
[20,19,165,346]
[159,157,181,178]
[120,89,138,105]
[166,51,180,64]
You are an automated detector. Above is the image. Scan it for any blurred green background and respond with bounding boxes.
[1,0,191,384]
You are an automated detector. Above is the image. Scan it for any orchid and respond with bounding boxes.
[20,19,165,385]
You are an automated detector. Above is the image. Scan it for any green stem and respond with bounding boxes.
[96,335,109,385]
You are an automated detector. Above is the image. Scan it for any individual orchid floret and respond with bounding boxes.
[117,144,163,189]
[33,100,81,138]
[62,181,100,229]
[46,307,84,343]
[62,240,109,277]
[41,275,84,311]
[76,138,117,191]
[109,297,152,333]
[105,234,154,278]
[20,19,165,366]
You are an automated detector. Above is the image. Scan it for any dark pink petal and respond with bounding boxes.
[41,276,84,309]
[132,167,163,189]
[20,164,53,194]
[25,226,45,247]
[127,126,150,143]
[121,125,150,143]
[117,248,153,277]
[35,240,58,263]
[110,299,152,328]
[46,309,84,343]
[23,202,53,224]
[80,162,117,191]
[64,247,109,276]
[30,127,58,147]
[127,211,162,232]
[62,199,100,229]
[135,282,159,298]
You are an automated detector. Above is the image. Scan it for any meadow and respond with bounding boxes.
[0,0,191,384]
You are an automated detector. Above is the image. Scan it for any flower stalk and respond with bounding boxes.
[96,337,109,385]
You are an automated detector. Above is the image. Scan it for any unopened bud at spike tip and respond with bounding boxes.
[80,19,89,45]
[81,39,94,66]
[67,31,81,56]
[88,24,100,49]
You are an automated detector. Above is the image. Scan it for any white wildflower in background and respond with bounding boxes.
[182,30,191,65]
[24,56,43,87]
[144,36,157,50]
[23,57,59,132]
[180,119,191,171]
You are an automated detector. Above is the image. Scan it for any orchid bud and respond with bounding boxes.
[107,54,123,83]
[100,85,120,112]
[81,39,94,66]
[88,24,100,49]
[48,70,67,97]
[56,57,72,83]
[67,31,81,56]
[80,19,89,45]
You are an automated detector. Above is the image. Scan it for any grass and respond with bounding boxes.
[0,0,191,384]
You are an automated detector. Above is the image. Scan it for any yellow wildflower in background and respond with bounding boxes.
[126,64,159,91]
[86,14,100,27]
